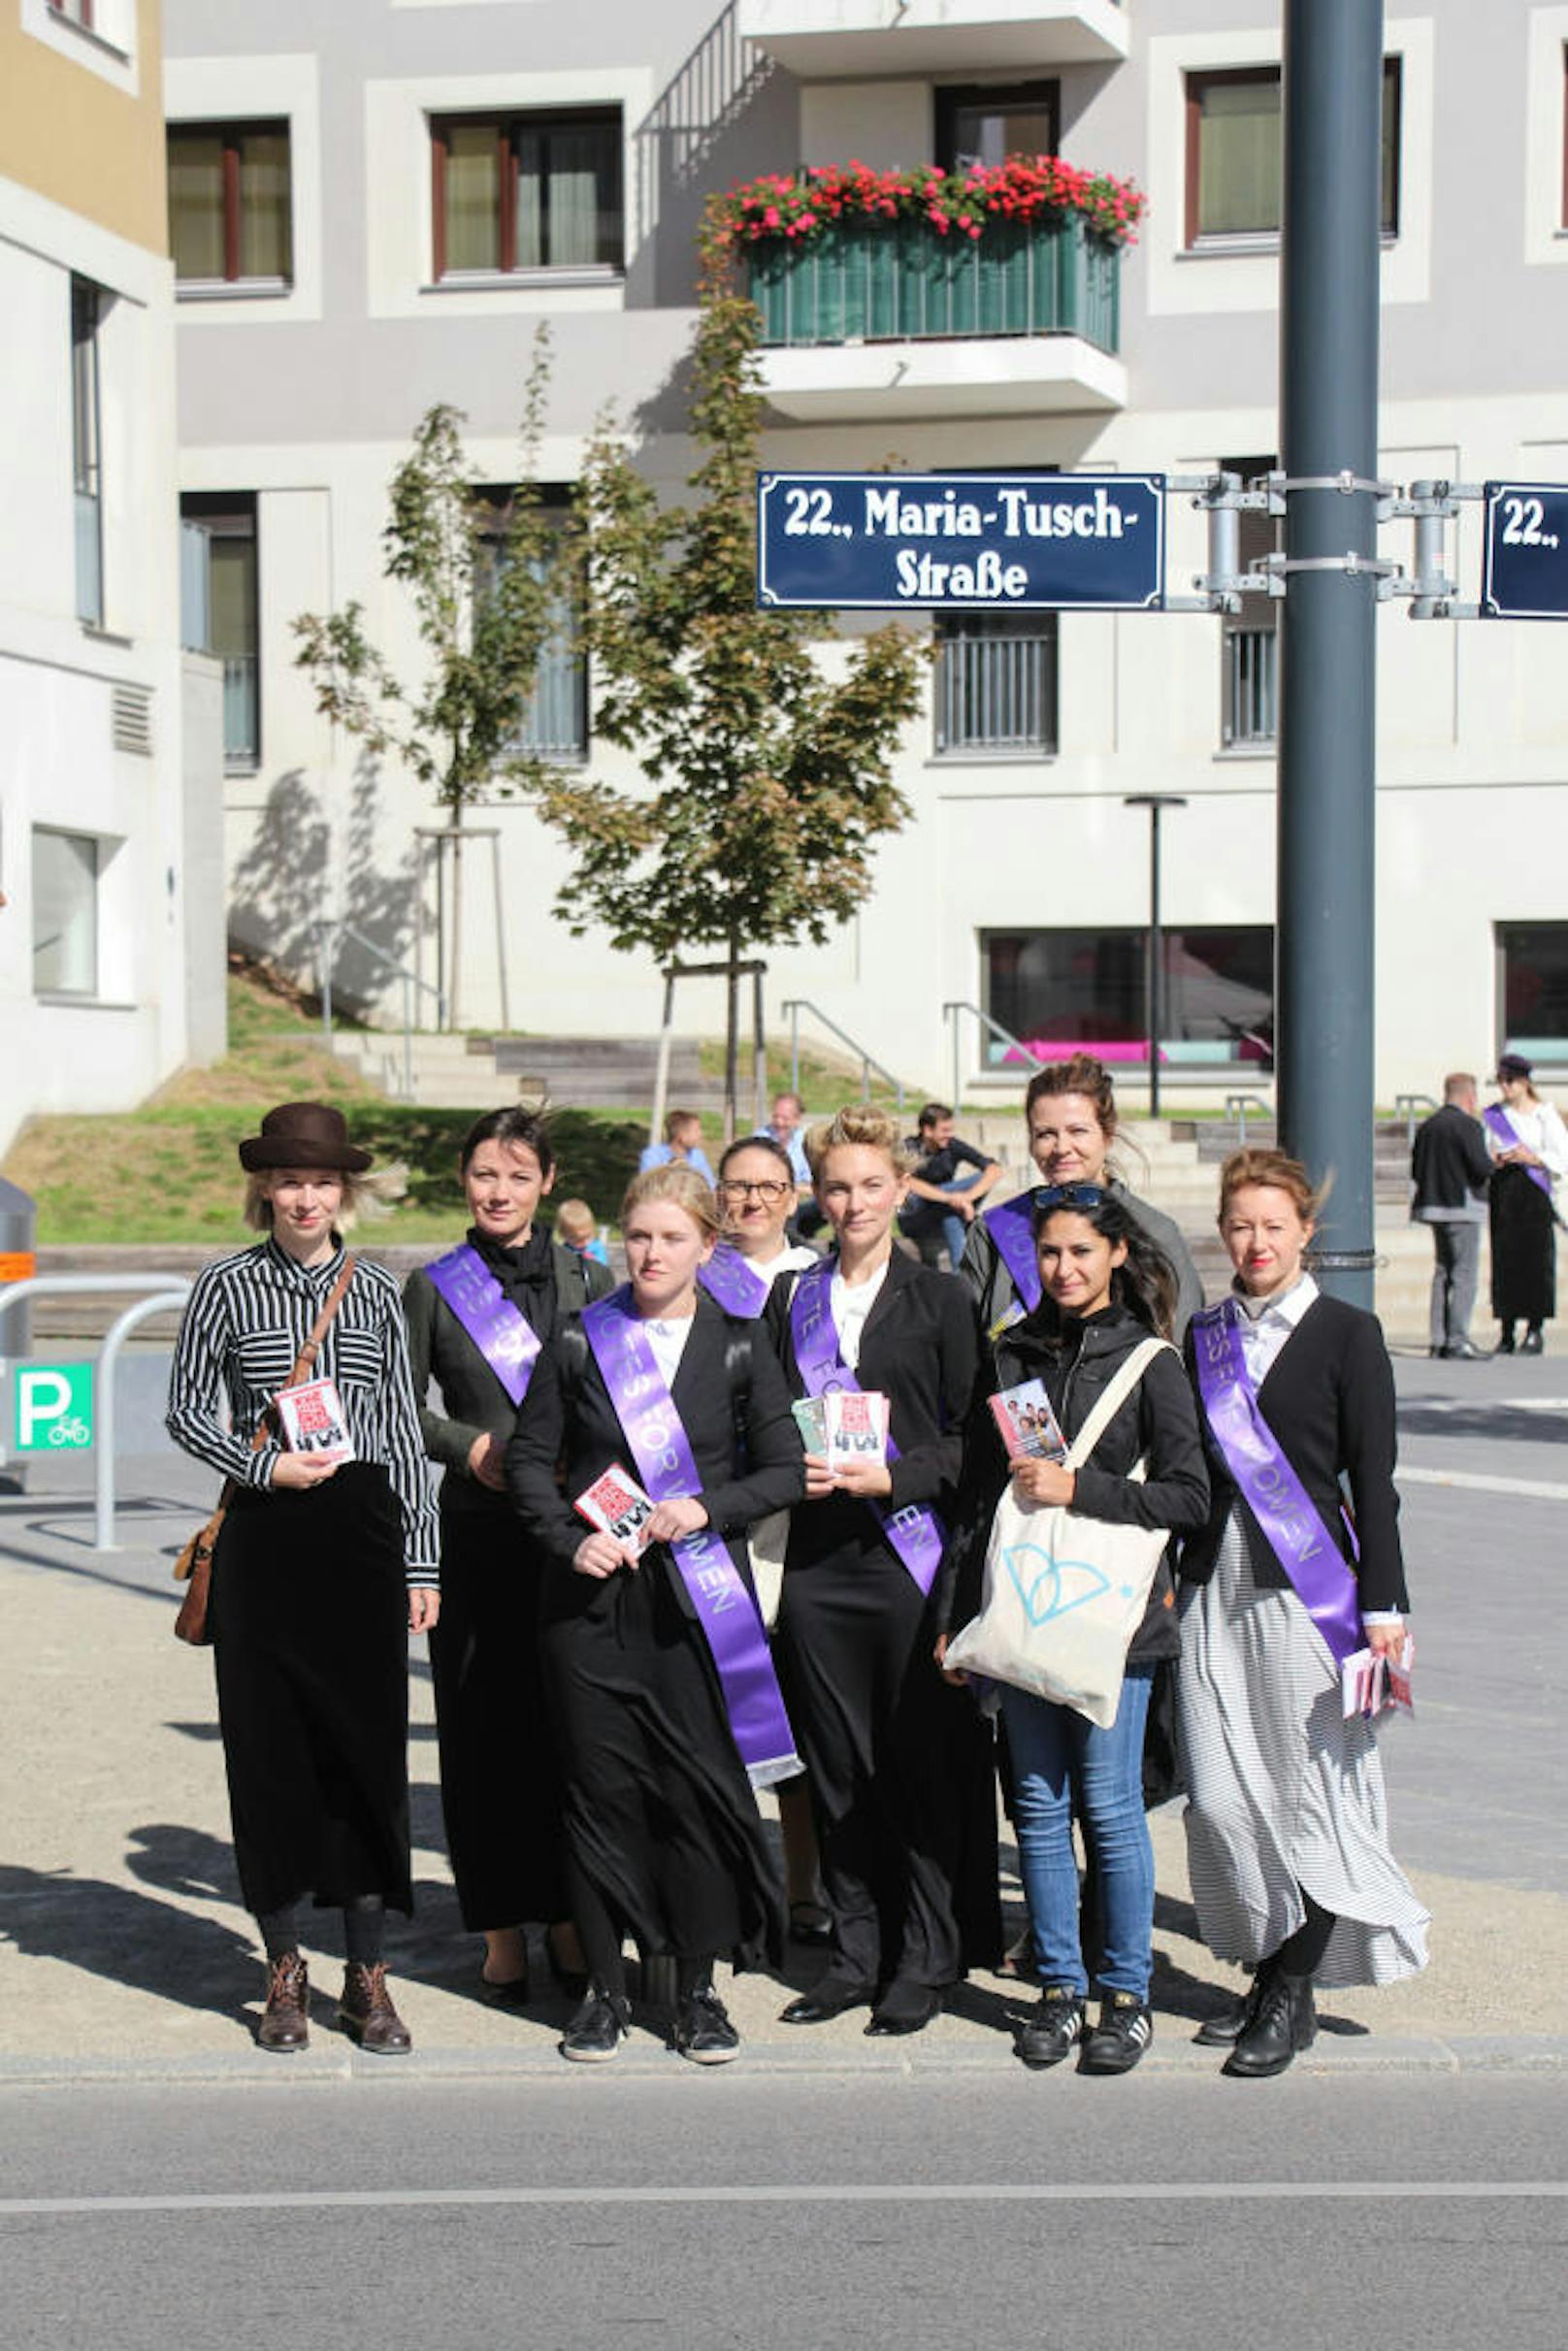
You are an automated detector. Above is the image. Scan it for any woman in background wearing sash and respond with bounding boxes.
[1180,1149,1429,2078]
[960,1057,1202,1342]
[766,1107,996,2038]
[1484,1053,1568,1355]
[404,1108,610,2007]
[506,1163,805,2065]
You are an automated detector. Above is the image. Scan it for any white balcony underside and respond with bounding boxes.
[737,2,1129,79]
[759,334,1127,420]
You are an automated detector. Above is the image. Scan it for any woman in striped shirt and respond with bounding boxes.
[166,1101,439,2056]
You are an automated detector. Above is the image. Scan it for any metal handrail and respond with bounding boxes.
[0,1276,191,1551]
[1224,1092,1275,1145]
[315,920,445,1100]
[1394,1092,1439,1152]
[942,999,1043,1105]
[779,999,904,1114]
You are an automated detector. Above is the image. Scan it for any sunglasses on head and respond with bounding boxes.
[1031,1183,1108,1211]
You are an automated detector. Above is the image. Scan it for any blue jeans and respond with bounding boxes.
[902,1170,985,1268]
[999,1664,1156,2001]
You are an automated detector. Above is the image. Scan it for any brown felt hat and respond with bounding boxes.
[238,1101,372,1174]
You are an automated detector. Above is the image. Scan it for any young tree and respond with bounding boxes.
[292,331,566,1029]
[531,229,925,1133]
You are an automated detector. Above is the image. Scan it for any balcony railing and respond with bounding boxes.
[1223,625,1278,748]
[223,654,259,767]
[749,212,1121,353]
[935,621,1058,757]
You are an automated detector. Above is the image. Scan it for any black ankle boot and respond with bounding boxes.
[1521,1323,1545,1355]
[1497,1325,1517,1355]
[1223,1972,1317,2078]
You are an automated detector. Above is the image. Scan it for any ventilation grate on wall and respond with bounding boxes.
[111,682,153,757]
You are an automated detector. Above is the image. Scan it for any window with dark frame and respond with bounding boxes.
[167,121,293,286]
[934,80,1062,171]
[431,110,622,278]
[982,926,1275,1068]
[49,2,96,27]
[474,487,588,761]
[182,494,260,768]
[1500,924,1568,1064]
[1185,59,1401,244]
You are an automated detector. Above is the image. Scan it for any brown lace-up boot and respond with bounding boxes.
[256,1952,310,2052]
[339,1961,412,2054]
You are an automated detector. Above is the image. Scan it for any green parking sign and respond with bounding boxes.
[13,1363,94,1452]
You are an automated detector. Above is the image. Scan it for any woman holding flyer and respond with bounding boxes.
[165,1102,439,2055]
[1180,1150,1429,2078]
[960,1057,1202,1340]
[765,1107,995,2039]
[403,1107,611,2008]
[506,1163,805,2066]
[1484,1053,1568,1354]
[938,1187,1208,2074]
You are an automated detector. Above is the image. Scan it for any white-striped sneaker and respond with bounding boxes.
[1081,1992,1153,2073]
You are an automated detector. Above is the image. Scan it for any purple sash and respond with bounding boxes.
[698,1245,770,1320]
[426,1243,542,1407]
[1192,1298,1363,1669]
[581,1289,800,1789]
[984,1192,1040,1315]
[789,1257,946,1597]
[1484,1103,1553,1199]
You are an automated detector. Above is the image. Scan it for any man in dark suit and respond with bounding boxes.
[1411,1073,1493,1358]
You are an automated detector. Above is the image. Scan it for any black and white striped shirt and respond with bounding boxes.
[166,1237,440,1584]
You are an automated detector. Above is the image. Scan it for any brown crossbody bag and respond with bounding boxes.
[172,1257,358,1647]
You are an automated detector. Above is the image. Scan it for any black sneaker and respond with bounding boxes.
[672,1984,740,2066]
[1017,1985,1087,2070]
[560,1985,631,2064]
[1081,1991,1154,2074]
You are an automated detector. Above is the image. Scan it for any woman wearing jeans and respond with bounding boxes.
[938,1188,1208,2073]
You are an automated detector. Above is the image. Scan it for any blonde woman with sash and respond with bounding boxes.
[506,1163,805,2065]
[1180,1149,1429,2078]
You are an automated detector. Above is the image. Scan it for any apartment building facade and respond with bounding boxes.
[0,0,224,1159]
[165,0,1568,1100]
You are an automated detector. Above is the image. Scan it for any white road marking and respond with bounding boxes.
[1,2182,1564,2217]
[1398,1465,1568,1502]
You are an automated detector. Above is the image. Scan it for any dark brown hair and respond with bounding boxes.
[1024,1055,1118,1143]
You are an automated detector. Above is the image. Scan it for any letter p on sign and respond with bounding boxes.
[14,1363,93,1452]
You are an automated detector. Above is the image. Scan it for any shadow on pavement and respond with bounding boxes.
[0,1846,256,2026]
[1398,1401,1568,1447]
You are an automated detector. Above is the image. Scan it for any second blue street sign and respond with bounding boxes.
[757,471,1165,611]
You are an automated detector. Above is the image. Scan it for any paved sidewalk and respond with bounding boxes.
[3,1354,1565,2082]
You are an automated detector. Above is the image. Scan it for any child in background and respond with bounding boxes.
[554,1197,609,1268]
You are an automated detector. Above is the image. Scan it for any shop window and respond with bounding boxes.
[982,926,1275,1068]
[1499,924,1568,1067]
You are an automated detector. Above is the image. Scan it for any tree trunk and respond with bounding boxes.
[447,808,465,1033]
[723,936,741,1145]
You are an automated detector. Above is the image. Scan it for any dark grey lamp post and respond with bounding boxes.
[1124,795,1188,1121]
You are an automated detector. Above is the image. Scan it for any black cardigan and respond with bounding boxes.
[762,1246,981,1567]
[504,1290,805,1613]
[937,1301,1210,1662]
[1182,1293,1409,1616]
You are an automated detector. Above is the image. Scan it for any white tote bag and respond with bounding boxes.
[942,1338,1175,1729]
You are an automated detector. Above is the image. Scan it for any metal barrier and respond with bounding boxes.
[315,920,444,1100]
[1394,1092,1439,1153]
[779,998,905,1114]
[0,1275,191,1551]
[1224,1092,1275,1145]
[941,999,1043,1105]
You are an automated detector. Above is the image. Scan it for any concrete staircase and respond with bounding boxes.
[314,1029,722,1113]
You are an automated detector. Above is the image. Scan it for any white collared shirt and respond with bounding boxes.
[1233,1270,1320,1387]
[643,1312,697,1388]
[830,1257,890,1373]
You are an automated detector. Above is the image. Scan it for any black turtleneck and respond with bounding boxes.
[467,1224,559,1344]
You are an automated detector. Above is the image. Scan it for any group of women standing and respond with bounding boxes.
[167,1059,1428,2076]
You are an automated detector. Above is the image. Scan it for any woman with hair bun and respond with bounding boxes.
[766,1107,996,2037]
[961,1056,1203,1340]
[1180,1149,1429,2078]
[939,1187,1209,2074]
[403,1106,611,2008]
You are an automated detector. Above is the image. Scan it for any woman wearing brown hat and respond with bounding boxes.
[166,1101,440,2053]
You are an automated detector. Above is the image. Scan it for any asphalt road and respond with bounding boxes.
[1,2073,1563,2350]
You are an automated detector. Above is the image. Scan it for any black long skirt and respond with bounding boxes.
[428,1497,566,1932]
[1489,1164,1556,1323]
[775,1536,1002,1992]
[210,1463,411,1918]
[541,1553,783,1970]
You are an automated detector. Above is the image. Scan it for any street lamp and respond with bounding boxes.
[1123,795,1188,1121]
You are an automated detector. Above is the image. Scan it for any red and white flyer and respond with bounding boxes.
[574,1464,656,1557]
[275,1377,355,1463]
[824,1388,890,1472]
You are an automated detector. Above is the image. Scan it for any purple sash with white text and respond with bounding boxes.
[581,1290,800,1788]
[788,1257,946,1597]
[1192,1298,1363,1669]
[426,1243,543,1407]
[698,1245,770,1320]
[983,1192,1041,1317]
[1483,1103,1553,1199]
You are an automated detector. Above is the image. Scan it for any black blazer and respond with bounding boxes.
[763,1247,980,1567]
[1182,1294,1408,1616]
[938,1303,1209,1661]
[505,1290,805,1615]
[1411,1103,1491,1213]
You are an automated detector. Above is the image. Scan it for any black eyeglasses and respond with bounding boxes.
[1032,1183,1108,1211]
[718,1178,791,1203]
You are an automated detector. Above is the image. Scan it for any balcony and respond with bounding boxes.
[751,212,1127,420]
[737,3,1128,78]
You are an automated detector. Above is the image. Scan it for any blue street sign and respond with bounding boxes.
[756,472,1165,611]
[1481,482,1568,619]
